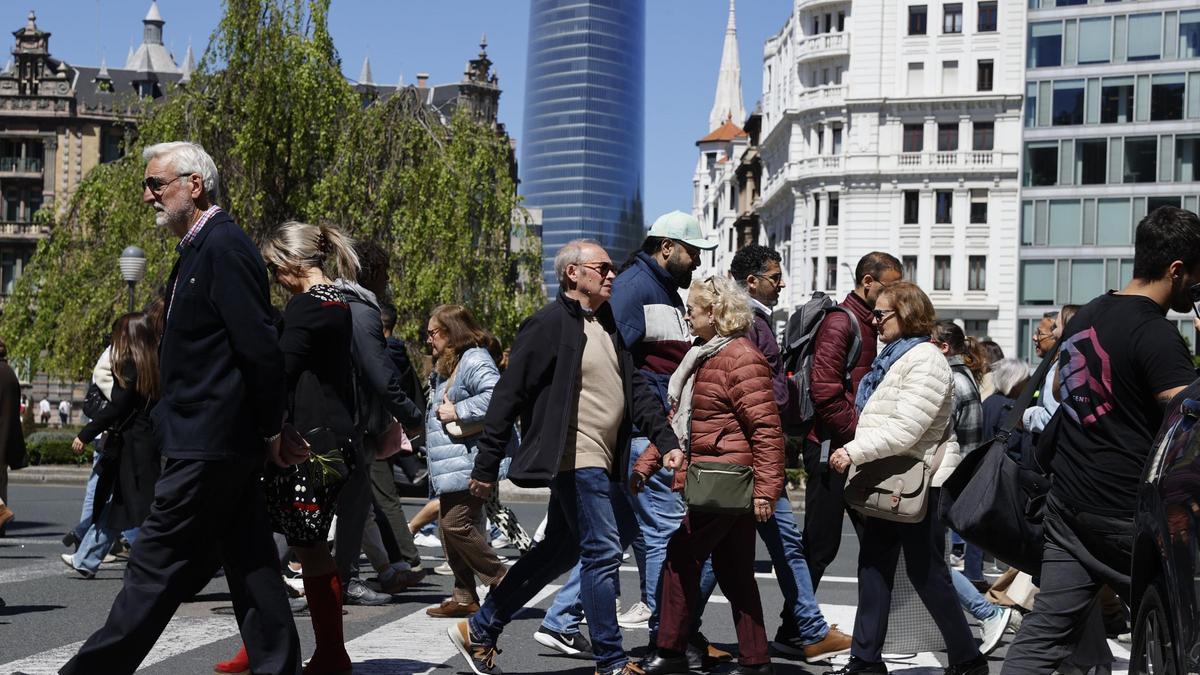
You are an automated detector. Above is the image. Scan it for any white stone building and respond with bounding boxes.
[756,0,1025,354]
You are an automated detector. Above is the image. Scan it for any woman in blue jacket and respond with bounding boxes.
[424,304,508,618]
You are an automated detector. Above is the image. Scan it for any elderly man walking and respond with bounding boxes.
[448,239,680,675]
[61,142,301,675]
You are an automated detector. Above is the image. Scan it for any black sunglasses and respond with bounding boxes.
[871,309,896,322]
[143,173,193,195]
[580,261,616,277]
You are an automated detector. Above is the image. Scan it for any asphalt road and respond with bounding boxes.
[0,484,1129,674]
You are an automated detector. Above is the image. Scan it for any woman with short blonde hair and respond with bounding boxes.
[684,275,754,337]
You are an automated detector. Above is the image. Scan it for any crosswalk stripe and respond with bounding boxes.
[0,560,75,586]
[344,584,564,675]
[0,615,239,674]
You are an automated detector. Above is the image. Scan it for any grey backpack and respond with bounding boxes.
[781,291,862,436]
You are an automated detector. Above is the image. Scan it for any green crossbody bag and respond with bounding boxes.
[684,454,754,515]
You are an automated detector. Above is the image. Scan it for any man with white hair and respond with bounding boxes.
[62,141,302,675]
[448,239,680,675]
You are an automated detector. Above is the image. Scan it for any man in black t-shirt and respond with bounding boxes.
[1003,206,1200,674]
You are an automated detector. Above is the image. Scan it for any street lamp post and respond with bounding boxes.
[119,246,147,313]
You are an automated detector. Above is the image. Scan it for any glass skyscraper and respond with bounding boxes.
[522,0,646,294]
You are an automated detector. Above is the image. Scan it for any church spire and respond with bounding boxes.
[708,0,745,132]
[358,56,374,86]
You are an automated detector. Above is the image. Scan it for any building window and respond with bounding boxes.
[706,152,717,170]
[1181,10,1200,59]
[1024,142,1058,186]
[1021,260,1056,305]
[1148,196,1181,213]
[904,191,920,224]
[903,123,924,152]
[978,1,997,32]
[813,16,820,34]
[1052,80,1085,126]
[908,5,928,35]
[973,122,994,151]
[811,257,819,291]
[907,62,925,95]
[832,125,843,154]
[825,256,837,290]
[1177,135,1200,182]
[1028,22,1063,68]
[970,189,988,224]
[903,255,918,281]
[1128,13,1163,62]
[943,3,963,34]
[968,255,986,291]
[1150,74,1185,122]
[837,11,846,31]
[1025,82,1037,128]
[814,198,822,227]
[937,123,959,152]
[1123,137,1157,184]
[1100,78,1134,124]
[0,247,30,295]
[1078,17,1111,65]
[935,190,953,223]
[1076,139,1107,185]
[942,60,959,94]
[934,255,952,291]
[829,193,839,226]
[964,319,989,338]
[976,60,993,92]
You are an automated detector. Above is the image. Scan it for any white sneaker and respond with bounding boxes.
[283,576,306,597]
[949,553,965,570]
[435,561,454,576]
[490,534,512,549]
[980,606,1013,655]
[414,532,442,548]
[616,600,651,628]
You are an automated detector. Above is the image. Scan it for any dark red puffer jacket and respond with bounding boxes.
[635,336,785,502]
[807,291,878,448]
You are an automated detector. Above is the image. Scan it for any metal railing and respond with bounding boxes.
[0,157,43,173]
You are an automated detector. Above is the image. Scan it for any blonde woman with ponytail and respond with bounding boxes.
[215,221,360,675]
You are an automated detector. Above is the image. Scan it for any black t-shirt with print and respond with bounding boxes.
[1050,292,1197,516]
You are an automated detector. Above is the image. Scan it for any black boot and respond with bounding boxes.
[729,663,774,675]
[943,654,988,675]
[639,649,690,675]
[823,656,888,675]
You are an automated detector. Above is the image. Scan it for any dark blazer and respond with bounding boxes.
[472,291,681,488]
[0,358,25,470]
[154,210,285,459]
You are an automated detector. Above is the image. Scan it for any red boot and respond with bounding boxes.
[213,644,249,674]
[302,572,352,675]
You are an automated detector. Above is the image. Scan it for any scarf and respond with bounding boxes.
[854,335,930,412]
[667,334,737,450]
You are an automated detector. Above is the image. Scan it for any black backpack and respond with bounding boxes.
[781,291,862,436]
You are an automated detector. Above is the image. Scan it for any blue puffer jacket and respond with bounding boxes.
[425,347,503,495]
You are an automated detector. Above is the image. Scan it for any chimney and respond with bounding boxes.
[416,72,429,87]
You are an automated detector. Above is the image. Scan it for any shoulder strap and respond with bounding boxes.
[823,306,862,382]
[995,343,1059,442]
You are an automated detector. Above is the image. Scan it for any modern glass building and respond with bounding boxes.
[1018,0,1200,359]
[522,0,646,294]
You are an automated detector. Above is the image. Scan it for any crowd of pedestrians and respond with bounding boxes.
[12,139,1198,675]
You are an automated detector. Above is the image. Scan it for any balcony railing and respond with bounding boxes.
[0,157,43,173]
[0,221,48,239]
[796,32,848,60]
[793,85,846,110]
[893,151,1005,169]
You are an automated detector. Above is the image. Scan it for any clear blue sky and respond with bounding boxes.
[19,0,790,225]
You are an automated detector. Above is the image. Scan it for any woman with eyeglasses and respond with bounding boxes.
[215,221,359,675]
[422,304,511,618]
[824,281,986,675]
[634,275,784,675]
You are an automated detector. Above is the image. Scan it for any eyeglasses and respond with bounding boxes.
[871,309,895,323]
[427,326,444,340]
[580,261,616,277]
[143,173,193,196]
[1033,331,1055,342]
[753,272,784,287]
[704,277,721,295]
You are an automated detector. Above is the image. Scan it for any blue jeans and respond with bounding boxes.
[697,493,829,644]
[626,436,687,638]
[952,568,998,621]
[74,502,140,573]
[470,468,632,672]
[73,446,138,544]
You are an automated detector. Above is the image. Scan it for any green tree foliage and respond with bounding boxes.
[1,0,542,379]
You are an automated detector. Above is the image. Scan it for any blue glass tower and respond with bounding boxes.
[522,0,646,294]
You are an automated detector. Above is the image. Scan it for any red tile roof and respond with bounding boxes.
[697,119,748,144]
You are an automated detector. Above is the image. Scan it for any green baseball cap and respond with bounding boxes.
[647,210,718,251]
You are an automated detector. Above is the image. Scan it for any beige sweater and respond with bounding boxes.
[560,316,625,473]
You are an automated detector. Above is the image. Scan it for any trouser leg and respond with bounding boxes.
[802,440,848,591]
[850,515,903,663]
[627,437,686,638]
[711,514,770,666]
[333,440,375,584]
[656,513,722,654]
[368,456,421,567]
[441,490,506,604]
[757,493,829,643]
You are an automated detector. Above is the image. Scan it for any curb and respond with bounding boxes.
[9,465,92,486]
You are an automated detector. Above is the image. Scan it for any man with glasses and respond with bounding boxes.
[62,142,301,674]
[1021,312,1060,436]
[804,252,903,592]
[450,239,679,675]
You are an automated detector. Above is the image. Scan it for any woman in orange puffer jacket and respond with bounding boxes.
[633,275,785,675]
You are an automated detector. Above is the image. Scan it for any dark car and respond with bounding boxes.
[1131,383,1200,673]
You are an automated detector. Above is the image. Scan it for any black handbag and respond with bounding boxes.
[82,382,109,419]
[941,344,1059,574]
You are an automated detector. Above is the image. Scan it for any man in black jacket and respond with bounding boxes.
[448,239,680,675]
[62,141,301,675]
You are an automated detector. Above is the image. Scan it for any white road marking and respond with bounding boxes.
[0,560,74,586]
[0,615,239,674]
[616,564,856,584]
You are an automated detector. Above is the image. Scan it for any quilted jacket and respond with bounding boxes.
[634,336,786,502]
[808,291,878,448]
[844,341,961,488]
[426,347,501,495]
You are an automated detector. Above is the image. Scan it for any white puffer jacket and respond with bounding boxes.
[845,342,961,487]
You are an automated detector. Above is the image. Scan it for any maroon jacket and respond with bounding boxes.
[747,304,790,413]
[807,291,878,448]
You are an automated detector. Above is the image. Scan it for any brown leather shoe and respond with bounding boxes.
[426,598,480,618]
[706,644,733,662]
[0,504,14,530]
[597,663,645,675]
[802,625,852,664]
